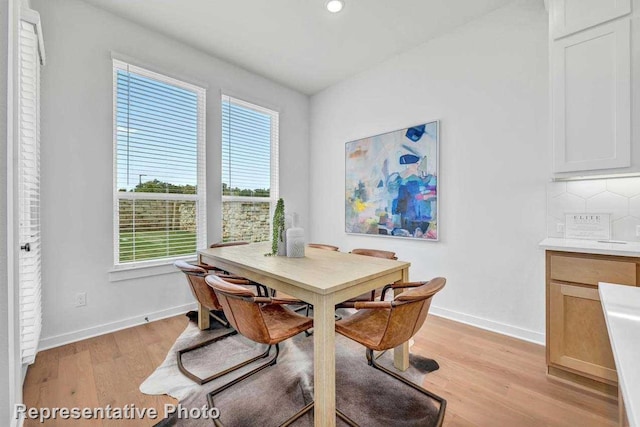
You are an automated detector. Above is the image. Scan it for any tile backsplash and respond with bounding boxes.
[547,176,640,241]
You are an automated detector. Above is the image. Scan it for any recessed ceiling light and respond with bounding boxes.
[326,0,345,13]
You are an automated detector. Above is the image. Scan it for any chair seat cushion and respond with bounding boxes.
[261,305,314,345]
[335,308,391,351]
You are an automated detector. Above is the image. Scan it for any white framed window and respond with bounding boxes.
[113,60,206,266]
[221,95,279,242]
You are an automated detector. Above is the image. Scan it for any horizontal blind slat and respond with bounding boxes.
[115,61,206,266]
[221,96,277,244]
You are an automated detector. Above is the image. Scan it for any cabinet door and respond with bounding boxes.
[551,0,631,39]
[549,282,617,382]
[552,19,631,173]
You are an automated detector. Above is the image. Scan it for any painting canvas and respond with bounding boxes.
[345,121,439,240]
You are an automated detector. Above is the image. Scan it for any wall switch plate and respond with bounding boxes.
[75,292,87,307]
[636,225,640,237]
[556,223,565,233]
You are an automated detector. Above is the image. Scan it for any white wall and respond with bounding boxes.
[31,0,310,347]
[309,0,549,343]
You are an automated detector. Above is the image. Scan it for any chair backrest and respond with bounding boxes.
[210,241,249,249]
[379,278,446,350]
[205,274,272,344]
[308,243,339,251]
[174,261,222,311]
[351,248,398,260]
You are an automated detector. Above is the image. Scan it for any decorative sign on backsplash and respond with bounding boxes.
[564,213,611,240]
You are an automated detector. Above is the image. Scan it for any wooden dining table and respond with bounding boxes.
[198,242,411,427]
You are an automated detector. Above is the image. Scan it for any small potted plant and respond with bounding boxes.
[267,198,286,256]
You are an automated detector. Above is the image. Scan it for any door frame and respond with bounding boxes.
[5,0,21,425]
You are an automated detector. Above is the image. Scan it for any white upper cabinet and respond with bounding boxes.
[551,0,631,39]
[552,19,631,173]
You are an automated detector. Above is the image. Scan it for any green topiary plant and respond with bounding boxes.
[266,198,285,256]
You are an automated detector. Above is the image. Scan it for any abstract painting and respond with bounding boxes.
[345,121,439,241]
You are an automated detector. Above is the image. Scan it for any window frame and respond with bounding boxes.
[112,59,207,268]
[221,95,279,242]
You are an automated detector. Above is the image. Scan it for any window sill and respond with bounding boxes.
[109,256,196,282]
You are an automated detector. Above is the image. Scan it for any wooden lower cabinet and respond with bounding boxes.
[546,251,639,394]
[548,282,617,382]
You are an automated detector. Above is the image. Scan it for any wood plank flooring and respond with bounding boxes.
[22,314,618,426]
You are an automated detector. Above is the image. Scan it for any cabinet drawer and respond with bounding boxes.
[550,255,636,286]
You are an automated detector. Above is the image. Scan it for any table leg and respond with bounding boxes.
[313,294,336,427]
[196,253,211,331]
[393,267,410,371]
[198,303,210,330]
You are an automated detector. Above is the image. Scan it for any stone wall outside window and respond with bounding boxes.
[222,201,271,242]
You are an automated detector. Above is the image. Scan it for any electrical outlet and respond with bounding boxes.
[75,292,87,307]
[636,225,640,237]
[556,223,565,234]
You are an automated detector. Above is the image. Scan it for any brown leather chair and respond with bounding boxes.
[196,241,268,296]
[303,246,396,324]
[174,261,266,385]
[350,248,398,260]
[204,274,315,423]
[335,278,447,426]
[192,241,250,275]
[307,243,339,251]
[340,248,398,305]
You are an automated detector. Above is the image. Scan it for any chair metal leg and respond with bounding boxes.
[176,328,238,385]
[279,401,314,427]
[204,341,359,426]
[255,283,269,297]
[293,304,308,313]
[209,311,232,329]
[304,304,313,337]
[207,344,280,409]
[366,348,446,427]
[207,344,343,427]
[337,408,360,426]
[277,402,358,427]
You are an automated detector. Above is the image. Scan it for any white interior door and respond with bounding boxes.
[18,18,42,365]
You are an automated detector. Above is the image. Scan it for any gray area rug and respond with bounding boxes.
[141,313,441,426]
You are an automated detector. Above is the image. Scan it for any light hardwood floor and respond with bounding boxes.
[23,314,618,426]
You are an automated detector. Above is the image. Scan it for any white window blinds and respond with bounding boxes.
[113,60,206,265]
[18,18,42,365]
[221,95,279,242]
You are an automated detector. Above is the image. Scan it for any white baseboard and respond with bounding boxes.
[38,302,197,351]
[36,302,544,352]
[429,305,545,345]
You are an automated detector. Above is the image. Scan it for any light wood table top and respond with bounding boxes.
[198,242,411,427]
[199,242,409,297]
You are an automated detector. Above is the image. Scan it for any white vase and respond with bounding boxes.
[286,227,305,258]
[276,235,287,256]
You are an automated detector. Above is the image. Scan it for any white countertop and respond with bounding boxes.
[599,283,640,427]
[539,238,640,257]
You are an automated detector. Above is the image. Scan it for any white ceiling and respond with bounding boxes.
[81,0,513,95]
